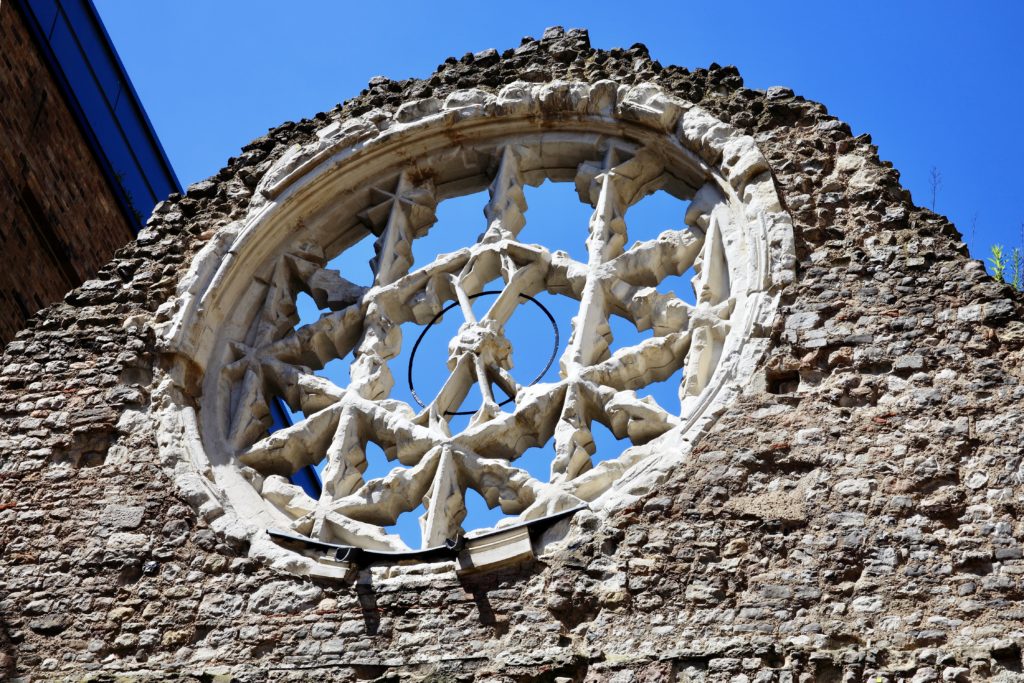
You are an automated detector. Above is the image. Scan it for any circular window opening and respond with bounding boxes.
[159,82,794,577]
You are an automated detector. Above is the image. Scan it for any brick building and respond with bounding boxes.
[0,0,178,344]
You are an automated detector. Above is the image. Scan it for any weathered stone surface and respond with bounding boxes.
[2,25,1024,683]
[249,581,323,614]
[102,503,146,529]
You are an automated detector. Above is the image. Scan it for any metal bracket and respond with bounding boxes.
[267,504,586,571]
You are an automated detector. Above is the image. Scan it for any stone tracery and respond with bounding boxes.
[158,80,795,574]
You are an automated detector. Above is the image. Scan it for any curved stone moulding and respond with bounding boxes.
[155,80,796,580]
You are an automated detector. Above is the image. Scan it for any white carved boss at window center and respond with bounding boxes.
[157,81,795,578]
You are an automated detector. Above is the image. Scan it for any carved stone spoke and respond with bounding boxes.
[258,303,365,371]
[318,405,371,503]
[220,246,370,451]
[603,285,693,337]
[344,174,439,406]
[604,226,705,287]
[454,380,567,460]
[362,172,439,286]
[481,259,546,325]
[560,148,665,377]
[424,353,476,427]
[420,445,464,547]
[239,403,343,476]
[582,330,692,392]
[457,448,544,516]
[480,145,534,244]
[246,245,365,348]
[551,381,597,482]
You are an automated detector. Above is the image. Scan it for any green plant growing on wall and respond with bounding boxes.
[989,243,1023,290]
[990,244,1007,283]
[1011,247,1023,291]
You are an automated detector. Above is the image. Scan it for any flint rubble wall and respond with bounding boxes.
[2,26,1023,682]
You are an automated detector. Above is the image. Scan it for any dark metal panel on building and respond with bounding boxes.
[0,0,181,344]
[13,0,181,230]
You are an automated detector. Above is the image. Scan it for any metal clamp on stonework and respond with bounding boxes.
[266,529,465,567]
[266,504,586,573]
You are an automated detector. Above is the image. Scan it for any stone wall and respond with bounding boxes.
[2,27,1024,682]
[0,1,135,344]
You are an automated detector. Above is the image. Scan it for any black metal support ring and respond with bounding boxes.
[407,290,559,415]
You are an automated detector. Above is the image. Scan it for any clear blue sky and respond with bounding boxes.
[93,1,1024,546]
[96,0,1024,259]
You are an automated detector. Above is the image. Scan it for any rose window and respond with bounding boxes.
[158,82,794,577]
